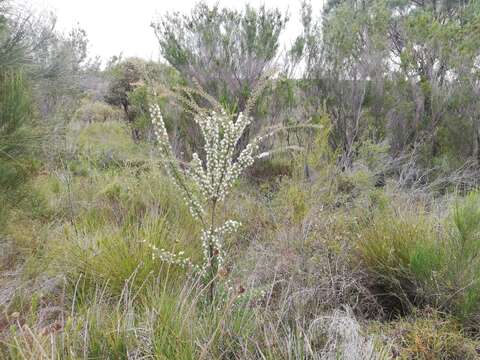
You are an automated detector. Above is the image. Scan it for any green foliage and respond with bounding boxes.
[272,179,310,224]
[248,156,293,183]
[0,71,32,156]
[73,99,122,123]
[104,58,142,111]
[0,71,35,190]
[35,164,199,295]
[358,210,443,312]
[75,121,150,167]
[0,3,26,70]
[34,163,199,299]
[298,0,480,170]
[55,214,193,298]
[446,191,480,321]
[4,2,480,359]
[104,57,181,140]
[358,191,480,326]
[2,282,196,359]
[357,140,389,172]
[152,2,287,110]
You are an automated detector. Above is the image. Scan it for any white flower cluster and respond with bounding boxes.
[150,104,258,206]
[200,220,240,272]
[149,103,205,221]
[187,109,259,202]
[149,102,258,278]
[148,243,199,270]
[150,104,170,150]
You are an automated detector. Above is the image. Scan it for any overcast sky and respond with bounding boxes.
[29,0,323,65]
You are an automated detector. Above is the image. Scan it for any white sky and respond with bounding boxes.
[26,0,323,65]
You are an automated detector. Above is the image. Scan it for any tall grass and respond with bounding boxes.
[4,116,480,358]
[0,71,36,190]
[2,276,197,359]
[41,165,201,299]
[1,273,392,359]
[357,191,480,326]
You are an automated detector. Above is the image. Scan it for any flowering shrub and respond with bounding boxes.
[149,101,263,298]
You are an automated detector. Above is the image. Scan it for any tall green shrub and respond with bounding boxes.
[0,71,34,189]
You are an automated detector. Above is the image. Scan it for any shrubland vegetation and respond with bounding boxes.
[1,0,480,358]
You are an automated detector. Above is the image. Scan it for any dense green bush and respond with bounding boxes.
[358,191,480,326]
[357,210,442,313]
[0,71,35,189]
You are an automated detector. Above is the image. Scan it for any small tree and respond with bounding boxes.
[105,58,179,141]
[152,2,287,112]
[148,90,266,301]
[152,2,288,151]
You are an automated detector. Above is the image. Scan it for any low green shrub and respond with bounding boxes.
[74,121,150,168]
[357,210,443,313]
[443,191,480,323]
[272,179,310,224]
[73,99,122,124]
[357,191,480,326]
[27,163,201,300]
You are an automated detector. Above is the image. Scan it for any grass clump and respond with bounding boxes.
[357,209,443,314]
[371,310,480,360]
[2,280,197,360]
[74,121,150,168]
[357,191,480,327]
[42,167,201,299]
[53,215,193,299]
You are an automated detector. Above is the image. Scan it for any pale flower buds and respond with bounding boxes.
[149,102,260,274]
